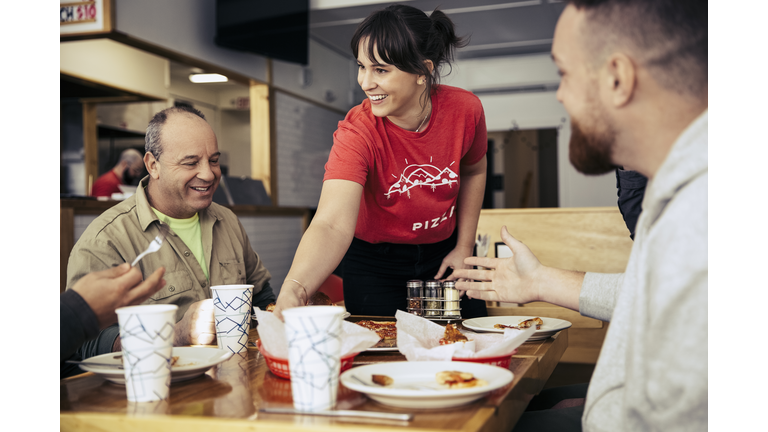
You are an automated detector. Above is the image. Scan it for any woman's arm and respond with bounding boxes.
[272,179,363,319]
[435,154,487,280]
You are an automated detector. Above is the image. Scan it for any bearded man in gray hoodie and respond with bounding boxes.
[454,1,707,431]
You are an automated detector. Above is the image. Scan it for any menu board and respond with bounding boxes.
[60,0,112,36]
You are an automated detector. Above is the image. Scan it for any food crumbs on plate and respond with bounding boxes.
[170,356,179,366]
[436,371,488,389]
[372,374,394,386]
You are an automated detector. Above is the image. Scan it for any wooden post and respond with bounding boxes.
[82,102,99,195]
[250,80,272,201]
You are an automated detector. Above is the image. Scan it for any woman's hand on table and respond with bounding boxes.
[272,280,309,321]
[434,243,474,282]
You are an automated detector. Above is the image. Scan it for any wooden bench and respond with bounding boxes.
[477,207,634,364]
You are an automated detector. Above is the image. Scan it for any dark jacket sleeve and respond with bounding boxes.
[616,168,648,240]
[60,290,101,379]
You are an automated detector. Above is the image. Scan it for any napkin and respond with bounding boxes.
[253,308,380,358]
[394,310,536,361]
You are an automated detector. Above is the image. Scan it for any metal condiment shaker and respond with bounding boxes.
[424,280,443,317]
[406,279,424,316]
[442,280,460,317]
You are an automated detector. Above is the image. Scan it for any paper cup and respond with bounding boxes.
[116,304,178,402]
[211,284,254,354]
[283,306,345,411]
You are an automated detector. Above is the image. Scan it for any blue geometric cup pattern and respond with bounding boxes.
[115,305,177,402]
[283,306,344,411]
[211,285,253,354]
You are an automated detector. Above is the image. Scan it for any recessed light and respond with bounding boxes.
[189,73,228,83]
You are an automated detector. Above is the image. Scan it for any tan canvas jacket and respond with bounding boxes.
[66,176,274,323]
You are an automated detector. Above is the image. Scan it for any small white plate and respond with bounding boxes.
[462,316,572,341]
[77,347,233,385]
[341,361,513,409]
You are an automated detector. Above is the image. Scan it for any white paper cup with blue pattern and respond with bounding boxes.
[116,304,178,402]
[211,284,254,354]
[283,305,345,411]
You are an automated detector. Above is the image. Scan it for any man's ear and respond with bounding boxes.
[144,153,160,179]
[604,53,636,107]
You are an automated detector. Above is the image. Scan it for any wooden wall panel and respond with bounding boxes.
[479,207,632,364]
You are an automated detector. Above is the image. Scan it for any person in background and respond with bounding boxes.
[90,148,144,197]
[615,167,647,240]
[66,106,275,367]
[273,4,488,319]
[61,264,165,379]
[454,0,707,430]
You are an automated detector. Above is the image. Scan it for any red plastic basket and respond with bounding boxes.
[256,339,358,380]
[452,349,517,369]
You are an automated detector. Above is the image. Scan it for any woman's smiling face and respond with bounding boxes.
[356,37,426,129]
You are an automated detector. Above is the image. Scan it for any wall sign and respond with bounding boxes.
[60,0,112,36]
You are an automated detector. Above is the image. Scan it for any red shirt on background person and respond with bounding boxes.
[90,148,144,197]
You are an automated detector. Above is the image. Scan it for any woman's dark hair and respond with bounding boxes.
[351,4,468,110]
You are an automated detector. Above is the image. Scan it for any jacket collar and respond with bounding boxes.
[135,176,223,231]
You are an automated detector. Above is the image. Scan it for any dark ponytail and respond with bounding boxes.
[351,5,468,110]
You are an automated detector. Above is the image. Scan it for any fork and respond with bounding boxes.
[131,222,170,266]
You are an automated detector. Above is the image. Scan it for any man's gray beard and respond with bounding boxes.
[568,119,618,175]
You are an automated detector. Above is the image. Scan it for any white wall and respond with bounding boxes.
[113,0,356,112]
[275,92,345,208]
[444,53,617,208]
[60,39,169,99]
[114,0,269,82]
[272,39,357,112]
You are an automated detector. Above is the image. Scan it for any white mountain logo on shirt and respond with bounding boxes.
[386,160,458,199]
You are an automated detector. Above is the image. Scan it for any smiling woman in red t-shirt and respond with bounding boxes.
[273,4,488,319]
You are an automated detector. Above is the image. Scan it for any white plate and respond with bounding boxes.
[462,316,572,341]
[341,361,513,409]
[77,347,233,385]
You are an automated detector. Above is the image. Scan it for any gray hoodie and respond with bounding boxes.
[579,111,708,431]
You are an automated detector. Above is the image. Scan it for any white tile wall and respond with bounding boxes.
[275,91,345,208]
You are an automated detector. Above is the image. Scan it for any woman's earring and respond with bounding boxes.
[418,79,424,85]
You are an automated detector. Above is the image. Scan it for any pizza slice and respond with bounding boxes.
[494,317,543,330]
[436,371,488,389]
[355,320,397,341]
[438,323,470,345]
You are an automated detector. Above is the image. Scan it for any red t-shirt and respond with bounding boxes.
[324,85,487,244]
[91,170,122,197]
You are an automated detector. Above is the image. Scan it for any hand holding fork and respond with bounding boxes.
[131,222,171,266]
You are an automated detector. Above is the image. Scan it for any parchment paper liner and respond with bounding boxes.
[253,308,380,358]
[394,310,536,361]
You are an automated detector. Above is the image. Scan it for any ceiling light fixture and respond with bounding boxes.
[189,73,228,83]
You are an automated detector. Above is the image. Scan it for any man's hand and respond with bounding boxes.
[452,226,544,304]
[174,299,216,346]
[71,263,166,329]
[434,244,474,281]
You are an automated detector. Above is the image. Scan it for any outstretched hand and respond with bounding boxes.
[452,226,544,304]
[71,263,166,329]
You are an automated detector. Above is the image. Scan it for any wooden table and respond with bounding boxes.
[60,323,568,432]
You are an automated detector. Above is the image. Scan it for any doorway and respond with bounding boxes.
[486,128,559,208]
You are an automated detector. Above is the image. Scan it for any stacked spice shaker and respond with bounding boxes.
[406,279,461,319]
